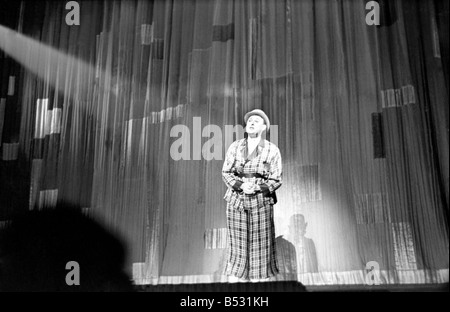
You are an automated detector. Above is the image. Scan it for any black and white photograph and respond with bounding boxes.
[0,0,448,299]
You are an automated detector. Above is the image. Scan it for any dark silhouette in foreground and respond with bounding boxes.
[0,203,134,292]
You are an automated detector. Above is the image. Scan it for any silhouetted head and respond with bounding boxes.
[288,214,308,237]
[0,203,134,292]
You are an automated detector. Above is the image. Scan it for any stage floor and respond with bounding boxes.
[136,281,449,292]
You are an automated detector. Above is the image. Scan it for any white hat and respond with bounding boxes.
[244,109,270,131]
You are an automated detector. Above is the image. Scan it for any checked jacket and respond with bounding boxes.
[222,138,282,212]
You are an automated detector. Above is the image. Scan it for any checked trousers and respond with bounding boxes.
[224,202,279,280]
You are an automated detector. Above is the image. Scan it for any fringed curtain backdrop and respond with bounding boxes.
[0,0,448,285]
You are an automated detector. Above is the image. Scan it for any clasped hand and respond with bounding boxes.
[241,182,261,195]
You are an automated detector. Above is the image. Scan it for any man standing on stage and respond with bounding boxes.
[222,109,283,282]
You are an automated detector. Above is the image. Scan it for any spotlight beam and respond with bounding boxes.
[0,25,99,101]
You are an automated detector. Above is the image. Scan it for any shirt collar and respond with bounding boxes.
[241,137,265,148]
[240,137,266,159]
